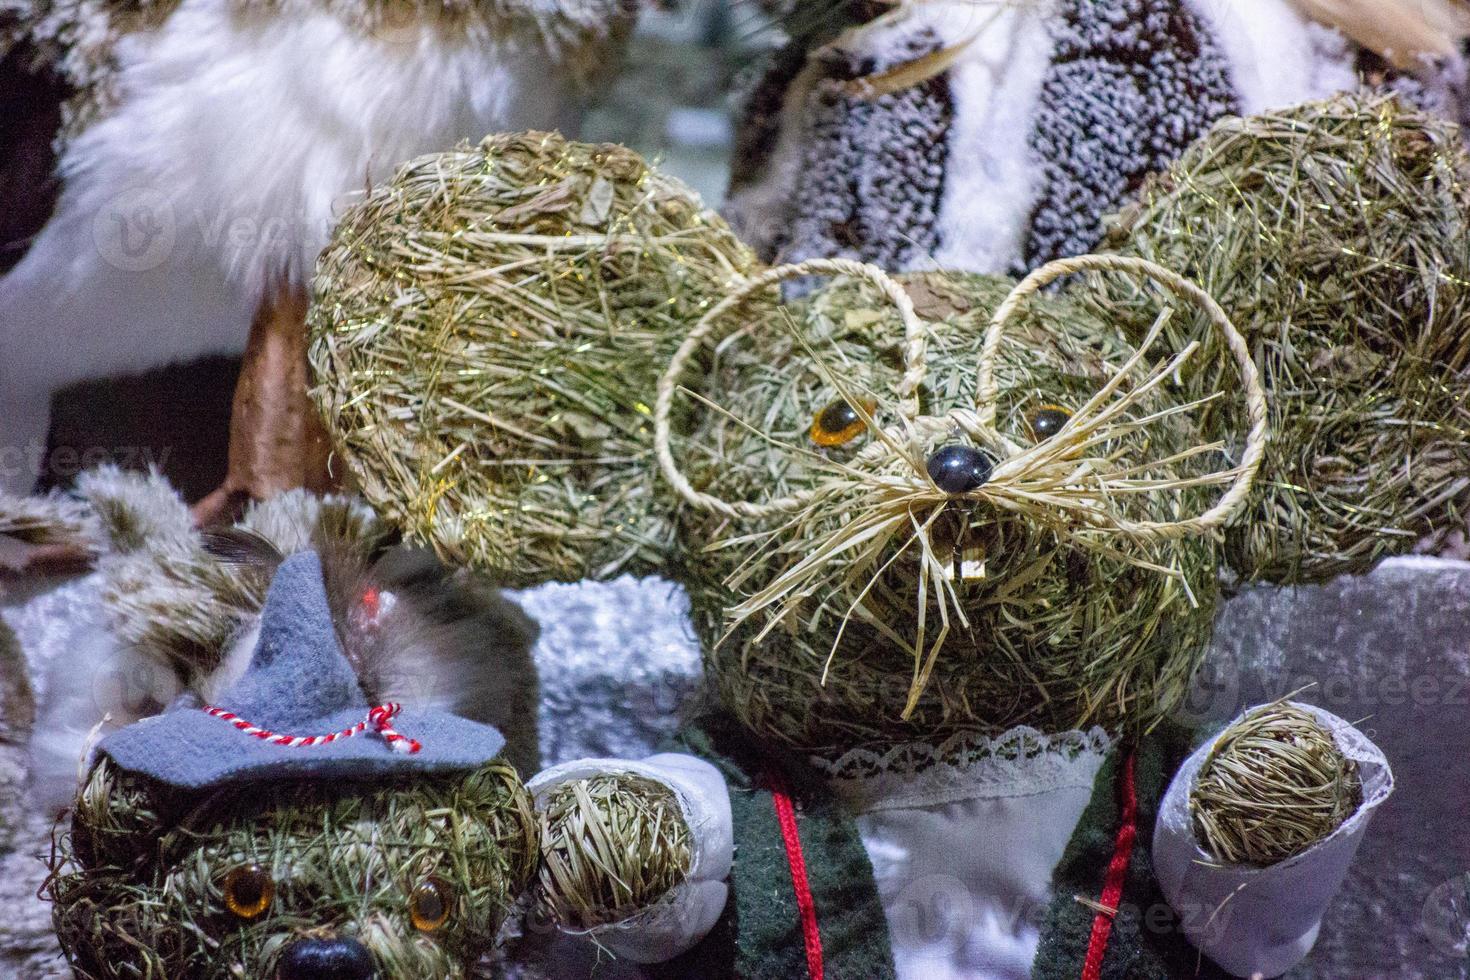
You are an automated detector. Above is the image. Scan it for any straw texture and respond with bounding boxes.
[533,772,691,930]
[1097,93,1470,583]
[1190,702,1362,866]
[309,131,759,586]
[49,757,537,979]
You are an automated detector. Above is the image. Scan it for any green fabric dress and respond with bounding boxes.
[651,713,1236,980]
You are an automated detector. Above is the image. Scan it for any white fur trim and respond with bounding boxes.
[1186,0,1359,113]
[921,1,1053,274]
[0,0,626,477]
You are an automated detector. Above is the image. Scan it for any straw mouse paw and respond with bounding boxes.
[526,755,732,962]
[532,771,693,929]
[1189,701,1364,866]
[1156,702,1392,976]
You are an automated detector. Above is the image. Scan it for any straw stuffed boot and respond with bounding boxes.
[300,94,1470,976]
[0,0,637,517]
[729,0,1470,275]
[47,550,540,979]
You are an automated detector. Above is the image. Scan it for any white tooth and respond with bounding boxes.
[944,552,987,582]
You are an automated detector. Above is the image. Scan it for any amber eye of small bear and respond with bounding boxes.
[810,398,875,448]
[410,877,453,932]
[223,864,275,920]
[1026,404,1073,440]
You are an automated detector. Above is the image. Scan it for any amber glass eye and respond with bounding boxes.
[1026,404,1073,440]
[810,398,876,448]
[223,864,274,920]
[410,876,453,932]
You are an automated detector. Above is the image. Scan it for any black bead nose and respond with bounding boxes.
[927,445,994,495]
[277,937,375,980]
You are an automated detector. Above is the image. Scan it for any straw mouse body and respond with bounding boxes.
[308,96,1460,977]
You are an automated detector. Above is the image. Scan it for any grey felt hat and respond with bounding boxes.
[99,551,506,790]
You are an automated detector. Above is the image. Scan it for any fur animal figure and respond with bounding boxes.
[45,550,540,980]
[1,466,540,812]
[302,94,1467,976]
[0,0,637,513]
[731,0,1470,274]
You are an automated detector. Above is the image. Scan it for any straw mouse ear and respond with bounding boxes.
[968,254,1269,544]
[653,258,928,522]
[308,133,758,584]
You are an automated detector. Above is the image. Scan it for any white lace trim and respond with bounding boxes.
[811,726,1114,813]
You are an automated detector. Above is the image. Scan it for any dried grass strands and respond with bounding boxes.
[1096,93,1470,583]
[49,758,537,979]
[1190,701,1362,866]
[309,131,760,587]
[533,773,692,930]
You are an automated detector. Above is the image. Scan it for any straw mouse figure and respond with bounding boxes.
[306,95,1470,977]
[45,549,540,980]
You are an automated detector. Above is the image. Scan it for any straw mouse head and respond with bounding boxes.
[51,758,536,980]
[661,257,1266,750]
[47,553,540,980]
[306,133,1260,752]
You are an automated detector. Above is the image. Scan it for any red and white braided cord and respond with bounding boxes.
[201,702,422,755]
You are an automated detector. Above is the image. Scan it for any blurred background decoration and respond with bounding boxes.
[9,0,782,508]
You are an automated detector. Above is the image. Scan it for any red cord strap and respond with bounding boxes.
[768,769,825,980]
[1081,749,1139,980]
[201,702,422,755]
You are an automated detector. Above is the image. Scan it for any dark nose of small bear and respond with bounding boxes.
[927,445,994,495]
[277,936,375,980]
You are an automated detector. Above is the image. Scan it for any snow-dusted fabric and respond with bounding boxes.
[754,28,953,272]
[724,0,1371,280]
[845,729,1112,980]
[1023,0,1236,267]
[1152,702,1394,978]
[527,753,733,964]
[512,577,702,767]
